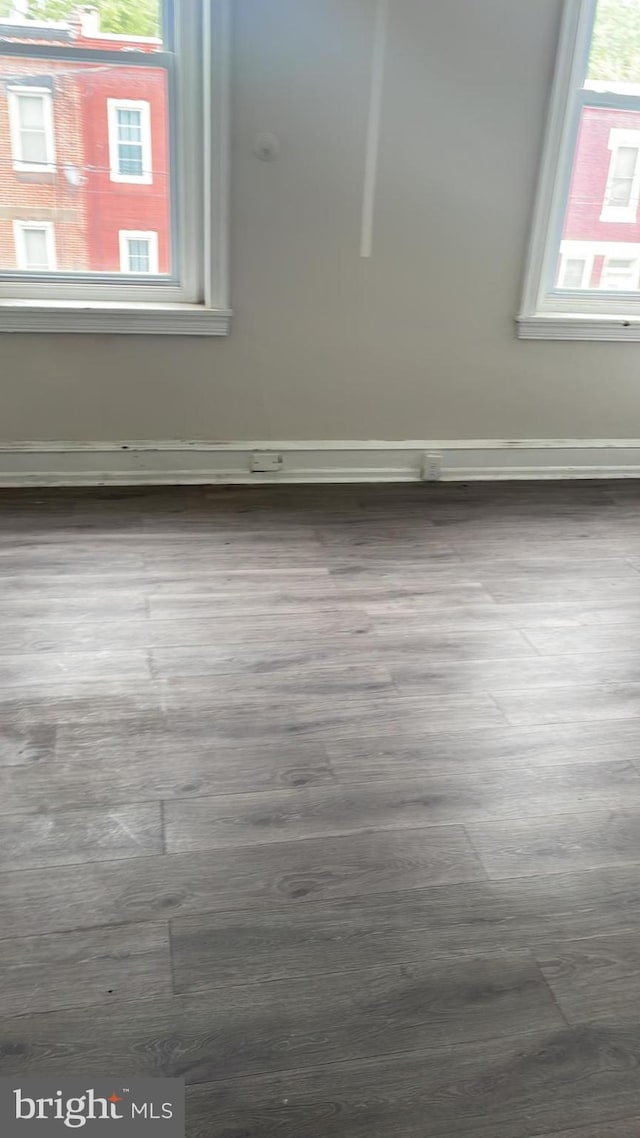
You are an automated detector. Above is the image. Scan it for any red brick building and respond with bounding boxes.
[0,5,169,275]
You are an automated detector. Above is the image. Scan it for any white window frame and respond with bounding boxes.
[7,86,56,173]
[600,128,640,222]
[519,0,640,340]
[13,221,56,270]
[107,99,153,185]
[0,0,231,336]
[119,230,159,273]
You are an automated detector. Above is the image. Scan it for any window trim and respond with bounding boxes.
[0,0,231,336]
[13,221,57,270]
[7,85,56,173]
[107,98,153,185]
[119,230,159,273]
[518,0,640,341]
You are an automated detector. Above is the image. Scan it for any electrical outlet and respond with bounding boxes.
[421,452,443,481]
[250,451,284,473]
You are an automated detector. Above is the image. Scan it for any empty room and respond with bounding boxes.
[4,1,640,1136]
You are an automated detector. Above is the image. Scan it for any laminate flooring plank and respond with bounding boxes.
[493,682,640,726]
[469,809,640,878]
[0,682,163,727]
[482,576,640,604]
[325,720,640,778]
[472,558,640,580]
[536,932,640,1026]
[524,623,640,655]
[1,738,334,811]
[0,803,162,870]
[368,628,538,661]
[182,1026,640,1138]
[525,1123,640,1138]
[391,650,640,695]
[163,763,640,852]
[0,724,56,767]
[157,687,509,738]
[169,868,640,990]
[0,955,562,1084]
[147,582,496,619]
[0,923,171,1016]
[150,651,394,694]
[0,826,485,937]
[0,593,148,623]
[0,651,151,689]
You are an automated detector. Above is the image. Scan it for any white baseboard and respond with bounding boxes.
[2,439,640,486]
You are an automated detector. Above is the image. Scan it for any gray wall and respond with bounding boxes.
[3,0,639,443]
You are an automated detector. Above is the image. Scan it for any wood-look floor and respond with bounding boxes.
[7,482,640,1136]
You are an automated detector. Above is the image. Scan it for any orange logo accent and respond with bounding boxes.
[108,1094,123,1103]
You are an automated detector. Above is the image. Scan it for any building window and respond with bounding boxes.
[13,222,56,270]
[558,255,592,289]
[107,100,152,185]
[519,0,640,339]
[601,130,640,222]
[0,1,231,336]
[600,256,639,290]
[7,87,56,172]
[119,231,159,274]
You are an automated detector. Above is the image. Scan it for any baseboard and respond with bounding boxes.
[2,439,640,486]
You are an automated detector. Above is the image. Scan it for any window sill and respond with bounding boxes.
[517,313,640,341]
[0,300,232,336]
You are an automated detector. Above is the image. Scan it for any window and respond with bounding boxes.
[7,87,55,172]
[0,1,231,335]
[519,0,640,339]
[601,130,640,221]
[13,222,56,270]
[108,100,152,184]
[601,256,639,288]
[558,254,592,288]
[119,231,159,274]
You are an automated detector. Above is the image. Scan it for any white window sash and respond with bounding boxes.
[107,99,153,185]
[0,0,232,335]
[118,230,159,273]
[518,0,640,339]
[7,87,56,172]
[13,221,57,270]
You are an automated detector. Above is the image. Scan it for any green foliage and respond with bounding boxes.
[589,0,640,81]
[0,0,160,37]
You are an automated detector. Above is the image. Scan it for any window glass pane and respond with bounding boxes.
[614,145,638,179]
[20,129,48,164]
[0,52,171,275]
[554,107,640,292]
[588,0,640,86]
[128,239,150,272]
[0,2,163,47]
[562,258,587,288]
[118,143,144,176]
[22,228,48,267]
[17,94,45,129]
